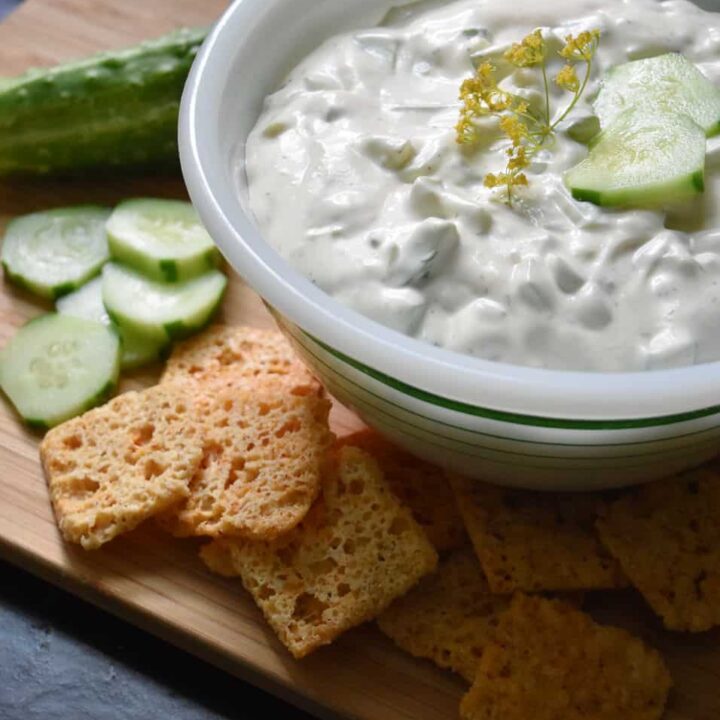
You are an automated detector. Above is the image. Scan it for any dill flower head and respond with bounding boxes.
[504,29,546,67]
[456,26,600,206]
[555,64,580,92]
[456,63,514,143]
[560,30,601,61]
[499,115,528,146]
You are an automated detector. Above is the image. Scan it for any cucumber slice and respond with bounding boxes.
[565,109,706,207]
[57,278,167,370]
[102,263,227,341]
[595,53,720,137]
[106,199,220,282]
[2,206,111,299]
[0,314,120,429]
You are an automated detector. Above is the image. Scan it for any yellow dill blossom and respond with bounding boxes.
[507,146,529,171]
[555,64,580,92]
[499,115,528,145]
[484,171,528,189]
[457,28,601,206]
[499,116,527,145]
[456,63,513,144]
[560,30,601,61]
[504,29,546,67]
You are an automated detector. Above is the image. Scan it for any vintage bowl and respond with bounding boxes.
[179,0,720,490]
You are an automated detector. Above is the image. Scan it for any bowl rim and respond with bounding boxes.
[179,0,720,426]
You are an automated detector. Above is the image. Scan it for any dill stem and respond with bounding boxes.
[541,63,551,127]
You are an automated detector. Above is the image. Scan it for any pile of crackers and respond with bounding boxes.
[40,325,720,719]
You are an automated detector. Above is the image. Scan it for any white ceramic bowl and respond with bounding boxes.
[180,0,720,490]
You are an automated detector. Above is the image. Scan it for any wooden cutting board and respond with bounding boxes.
[0,2,719,718]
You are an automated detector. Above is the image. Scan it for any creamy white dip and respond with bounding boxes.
[245,0,720,372]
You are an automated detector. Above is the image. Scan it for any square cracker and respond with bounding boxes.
[200,540,238,578]
[378,549,508,682]
[450,476,627,593]
[338,431,467,552]
[159,388,333,540]
[220,446,438,658]
[460,594,671,720]
[597,464,720,632]
[161,324,320,396]
[41,385,203,550]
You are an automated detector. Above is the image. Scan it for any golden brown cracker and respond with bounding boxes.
[159,389,333,540]
[41,385,203,550]
[200,540,238,578]
[222,446,438,658]
[450,476,627,593]
[339,430,466,552]
[460,594,671,720]
[597,464,720,632]
[378,549,508,681]
[161,324,319,396]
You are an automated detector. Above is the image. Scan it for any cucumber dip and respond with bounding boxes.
[244,0,720,372]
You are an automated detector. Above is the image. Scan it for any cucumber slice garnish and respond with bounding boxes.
[57,277,167,370]
[102,263,227,341]
[0,314,120,429]
[2,206,111,299]
[595,53,720,137]
[106,199,221,282]
[565,109,706,207]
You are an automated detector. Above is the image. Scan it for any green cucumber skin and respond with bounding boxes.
[2,261,80,300]
[571,170,704,207]
[108,235,221,283]
[104,273,228,342]
[0,27,207,177]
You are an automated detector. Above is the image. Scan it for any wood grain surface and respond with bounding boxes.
[0,2,718,719]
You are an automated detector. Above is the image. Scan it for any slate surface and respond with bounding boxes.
[0,559,313,719]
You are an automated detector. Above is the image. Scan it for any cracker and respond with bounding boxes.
[161,324,320,396]
[41,385,203,550]
[596,464,720,632]
[460,594,671,720]
[222,446,438,658]
[378,549,508,682]
[159,388,333,540]
[200,540,238,578]
[339,431,467,552]
[450,476,627,593]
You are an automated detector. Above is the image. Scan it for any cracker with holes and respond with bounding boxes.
[597,464,720,632]
[339,431,467,552]
[460,594,671,720]
[378,549,508,682]
[161,324,320,396]
[40,385,203,550]
[450,476,627,593]
[200,540,238,578]
[159,388,333,540]
[220,446,438,658]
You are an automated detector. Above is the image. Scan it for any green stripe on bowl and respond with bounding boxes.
[300,334,720,458]
[299,331,720,431]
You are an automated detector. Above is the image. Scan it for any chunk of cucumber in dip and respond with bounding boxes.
[2,206,111,299]
[566,109,707,207]
[106,198,221,283]
[0,314,120,429]
[595,53,720,137]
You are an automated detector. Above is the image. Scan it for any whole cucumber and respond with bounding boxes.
[0,27,207,176]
